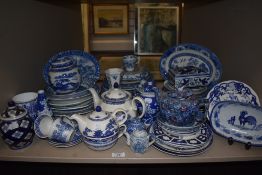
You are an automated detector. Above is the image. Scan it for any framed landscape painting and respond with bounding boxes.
[137,6,180,55]
[93,4,129,34]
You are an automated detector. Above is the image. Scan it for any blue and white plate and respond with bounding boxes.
[160,43,222,90]
[206,80,260,119]
[43,50,100,89]
[48,129,83,148]
[150,122,212,149]
[153,137,213,157]
[210,101,262,146]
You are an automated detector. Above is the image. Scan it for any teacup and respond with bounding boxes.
[12,92,38,121]
[34,115,75,143]
[123,55,139,72]
[105,68,123,89]
[124,129,155,154]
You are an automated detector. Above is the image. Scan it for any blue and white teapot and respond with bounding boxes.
[70,106,127,150]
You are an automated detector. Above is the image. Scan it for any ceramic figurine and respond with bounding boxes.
[12,92,38,121]
[123,55,139,72]
[124,129,155,154]
[37,90,52,117]
[48,57,81,94]
[34,115,76,143]
[137,81,160,128]
[89,83,146,120]
[69,106,127,151]
[0,103,35,150]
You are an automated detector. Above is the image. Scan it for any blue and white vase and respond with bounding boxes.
[137,81,160,128]
[0,104,35,150]
[37,90,52,117]
[48,57,81,94]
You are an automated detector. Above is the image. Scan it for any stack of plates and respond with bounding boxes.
[150,112,212,156]
[150,121,213,156]
[46,86,95,117]
[102,67,153,94]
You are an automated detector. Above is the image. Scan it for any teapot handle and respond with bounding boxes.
[124,131,131,145]
[131,96,146,119]
[112,108,128,126]
[117,124,127,139]
[148,133,155,147]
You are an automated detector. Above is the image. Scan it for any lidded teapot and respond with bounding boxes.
[69,106,127,150]
[88,68,146,120]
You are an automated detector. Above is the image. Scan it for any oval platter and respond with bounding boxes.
[160,43,222,89]
[43,50,100,89]
[210,101,262,146]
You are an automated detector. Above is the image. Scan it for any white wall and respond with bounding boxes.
[182,0,262,99]
[0,0,83,109]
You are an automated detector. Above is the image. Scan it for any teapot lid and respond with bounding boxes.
[89,106,110,121]
[0,105,27,121]
[102,87,130,102]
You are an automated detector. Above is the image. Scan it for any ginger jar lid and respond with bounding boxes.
[0,104,27,121]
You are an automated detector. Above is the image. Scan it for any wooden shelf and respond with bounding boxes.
[0,134,261,164]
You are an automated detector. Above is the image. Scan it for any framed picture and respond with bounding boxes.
[137,6,180,55]
[93,4,129,34]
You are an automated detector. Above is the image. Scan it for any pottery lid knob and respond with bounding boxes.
[7,101,15,108]
[113,82,119,88]
[95,106,102,112]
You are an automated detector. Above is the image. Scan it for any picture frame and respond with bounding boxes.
[93,4,129,35]
[136,5,180,55]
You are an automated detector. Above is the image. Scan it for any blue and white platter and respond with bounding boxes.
[43,50,100,89]
[210,101,262,146]
[160,43,222,90]
[206,80,260,119]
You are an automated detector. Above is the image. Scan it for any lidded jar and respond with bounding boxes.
[0,102,35,149]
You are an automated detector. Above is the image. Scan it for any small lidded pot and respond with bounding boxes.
[48,57,81,94]
[0,102,35,150]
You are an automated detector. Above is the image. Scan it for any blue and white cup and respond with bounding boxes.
[123,55,139,72]
[12,92,38,121]
[124,129,155,154]
[105,68,123,89]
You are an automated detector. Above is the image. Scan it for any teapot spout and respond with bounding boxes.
[88,88,101,108]
[69,114,87,134]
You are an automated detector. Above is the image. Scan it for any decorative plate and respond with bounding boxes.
[153,137,213,157]
[43,50,100,88]
[206,80,260,119]
[150,122,212,149]
[210,101,262,146]
[160,43,222,89]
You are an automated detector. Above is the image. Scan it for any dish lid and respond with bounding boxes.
[0,102,27,121]
[89,106,110,121]
[102,84,130,103]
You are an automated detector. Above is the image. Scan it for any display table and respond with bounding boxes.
[0,133,261,164]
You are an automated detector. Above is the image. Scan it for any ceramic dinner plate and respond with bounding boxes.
[206,80,260,119]
[150,122,212,149]
[160,43,222,89]
[210,101,262,146]
[43,50,100,88]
